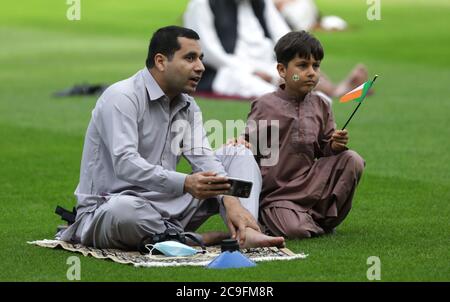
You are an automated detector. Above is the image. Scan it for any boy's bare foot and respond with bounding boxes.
[201,231,230,246]
[239,227,285,249]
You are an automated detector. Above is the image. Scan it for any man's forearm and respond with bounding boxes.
[222,195,241,210]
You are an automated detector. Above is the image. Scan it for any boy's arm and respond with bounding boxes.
[319,102,348,157]
[242,100,265,160]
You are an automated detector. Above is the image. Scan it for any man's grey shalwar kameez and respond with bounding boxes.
[59,68,261,250]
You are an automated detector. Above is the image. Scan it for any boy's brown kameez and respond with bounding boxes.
[245,86,365,238]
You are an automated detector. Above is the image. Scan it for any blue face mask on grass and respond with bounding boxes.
[145,241,199,257]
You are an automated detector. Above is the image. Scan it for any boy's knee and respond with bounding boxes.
[342,150,365,176]
[282,222,313,239]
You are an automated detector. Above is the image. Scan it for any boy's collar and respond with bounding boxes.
[276,84,310,103]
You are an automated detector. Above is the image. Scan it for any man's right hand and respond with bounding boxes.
[184,171,231,199]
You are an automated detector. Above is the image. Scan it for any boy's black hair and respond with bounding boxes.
[275,31,324,66]
[146,26,200,68]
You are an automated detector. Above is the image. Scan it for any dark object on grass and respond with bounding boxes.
[207,239,256,269]
[55,205,77,225]
[220,239,239,253]
[55,205,77,234]
[53,83,108,97]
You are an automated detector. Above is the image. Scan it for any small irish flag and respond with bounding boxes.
[339,80,373,103]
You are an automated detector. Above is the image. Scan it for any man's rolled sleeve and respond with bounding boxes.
[166,171,188,196]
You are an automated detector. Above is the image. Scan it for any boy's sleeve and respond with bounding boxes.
[243,100,258,141]
[319,102,348,157]
[243,100,267,161]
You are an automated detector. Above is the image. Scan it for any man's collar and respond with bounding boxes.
[142,68,166,101]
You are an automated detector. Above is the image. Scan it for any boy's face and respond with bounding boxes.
[277,54,321,97]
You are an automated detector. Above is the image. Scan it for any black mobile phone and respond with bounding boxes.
[224,177,253,198]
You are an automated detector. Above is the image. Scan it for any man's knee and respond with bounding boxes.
[104,195,139,227]
[92,195,166,249]
[216,145,255,157]
[81,195,145,248]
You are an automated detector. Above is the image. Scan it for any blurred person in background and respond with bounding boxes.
[273,0,348,32]
[184,0,367,100]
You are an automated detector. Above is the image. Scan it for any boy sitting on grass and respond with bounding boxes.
[235,31,365,239]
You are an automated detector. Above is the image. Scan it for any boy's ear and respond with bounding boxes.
[277,63,286,79]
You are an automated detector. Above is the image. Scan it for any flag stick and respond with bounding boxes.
[341,75,378,130]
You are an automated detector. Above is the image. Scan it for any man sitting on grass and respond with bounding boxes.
[58,26,284,250]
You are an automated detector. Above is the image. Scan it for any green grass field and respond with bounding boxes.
[0,0,449,281]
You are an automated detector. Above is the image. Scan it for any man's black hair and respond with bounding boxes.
[146,26,200,68]
[275,31,324,66]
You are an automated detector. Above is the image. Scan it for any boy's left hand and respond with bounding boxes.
[331,129,349,152]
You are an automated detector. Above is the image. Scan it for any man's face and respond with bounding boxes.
[164,37,205,95]
[280,54,321,97]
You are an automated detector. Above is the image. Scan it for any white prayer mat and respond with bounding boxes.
[28,239,307,267]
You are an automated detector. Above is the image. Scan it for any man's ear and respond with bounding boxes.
[277,63,286,79]
[154,53,167,72]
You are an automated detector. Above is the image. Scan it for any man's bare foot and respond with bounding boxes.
[334,64,368,97]
[239,227,285,249]
[201,231,230,246]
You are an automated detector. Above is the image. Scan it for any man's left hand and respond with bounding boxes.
[222,196,260,246]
